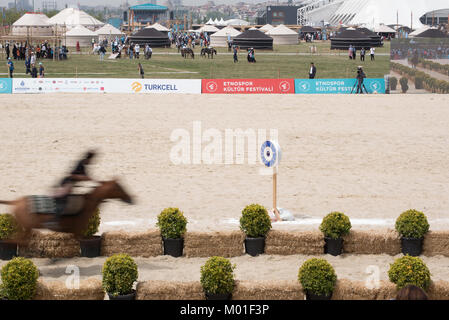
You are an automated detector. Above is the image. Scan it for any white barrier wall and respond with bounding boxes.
[12,79,202,94]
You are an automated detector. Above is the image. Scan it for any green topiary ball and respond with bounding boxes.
[156,208,188,239]
[102,254,138,297]
[83,208,101,238]
[388,255,431,291]
[200,256,236,295]
[0,214,18,241]
[395,209,430,239]
[1,257,39,300]
[240,204,272,238]
[298,258,337,297]
[319,212,352,239]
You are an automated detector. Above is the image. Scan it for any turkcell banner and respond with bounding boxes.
[105,79,201,94]
[12,79,202,94]
[294,78,386,94]
[202,79,295,94]
[13,78,106,93]
[0,78,12,94]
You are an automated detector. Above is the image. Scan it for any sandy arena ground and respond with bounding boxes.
[0,94,449,233]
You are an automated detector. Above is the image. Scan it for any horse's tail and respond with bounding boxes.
[0,200,16,206]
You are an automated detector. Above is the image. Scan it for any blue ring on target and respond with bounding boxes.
[261,141,280,168]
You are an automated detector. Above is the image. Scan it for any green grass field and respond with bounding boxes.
[1,42,390,79]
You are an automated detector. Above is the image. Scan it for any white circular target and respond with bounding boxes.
[261,141,282,168]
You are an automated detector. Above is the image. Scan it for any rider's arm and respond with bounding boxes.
[69,174,92,182]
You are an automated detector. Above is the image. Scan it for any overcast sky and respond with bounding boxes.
[0,0,269,8]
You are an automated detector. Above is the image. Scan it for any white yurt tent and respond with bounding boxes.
[210,26,242,47]
[49,7,104,31]
[259,24,274,33]
[266,25,299,45]
[65,24,98,47]
[145,22,170,34]
[11,12,53,36]
[198,25,220,34]
[205,18,214,25]
[96,24,123,40]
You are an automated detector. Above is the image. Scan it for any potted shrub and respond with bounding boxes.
[0,214,18,260]
[319,212,351,256]
[388,255,431,291]
[240,204,272,256]
[390,76,398,91]
[200,256,236,300]
[400,77,409,93]
[102,254,138,300]
[1,257,39,300]
[79,208,102,258]
[395,209,429,257]
[298,258,337,300]
[157,207,187,257]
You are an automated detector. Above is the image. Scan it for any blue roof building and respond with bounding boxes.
[127,3,169,28]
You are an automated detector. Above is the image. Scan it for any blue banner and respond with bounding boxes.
[295,78,386,94]
[0,78,12,94]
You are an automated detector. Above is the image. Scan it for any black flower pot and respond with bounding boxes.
[324,237,343,256]
[108,290,136,301]
[79,236,102,258]
[0,240,17,260]
[163,238,184,257]
[305,291,332,301]
[401,238,423,257]
[245,237,265,257]
[205,293,232,300]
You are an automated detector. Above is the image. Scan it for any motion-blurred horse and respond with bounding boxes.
[201,47,217,59]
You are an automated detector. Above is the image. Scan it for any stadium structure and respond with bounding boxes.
[297,0,449,28]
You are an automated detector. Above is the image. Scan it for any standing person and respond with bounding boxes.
[39,62,45,78]
[138,63,144,79]
[99,44,106,61]
[233,45,238,63]
[356,66,366,94]
[309,62,317,79]
[25,54,31,75]
[7,57,14,78]
[31,63,38,78]
[135,44,140,59]
[352,47,356,60]
[370,47,375,61]
[5,42,10,60]
[30,51,36,67]
[360,47,365,61]
[348,45,353,60]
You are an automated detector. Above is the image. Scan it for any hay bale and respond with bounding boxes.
[184,231,245,258]
[136,281,205,300]
[428,281,449,300]
[101,230,163,257]
[265,230,324,255]
[233,280,304,300]
[19,230,80,258]
[343,230,401,255]
[34,278,104,300]
[423,231,449,257]
[332,279,396,300]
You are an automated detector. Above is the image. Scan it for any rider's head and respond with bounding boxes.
[84,150,97,163]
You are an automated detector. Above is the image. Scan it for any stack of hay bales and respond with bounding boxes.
[265,230,324,255]
[342,230,401,255]
[184,231,245,258]
[19,230,80,258]
[233,280,304,300]
[101,230,163,257]
[423,231,449,256]
[35,278,104,300]
[332,280,397,300]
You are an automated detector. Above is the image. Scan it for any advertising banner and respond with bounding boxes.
[202,79,295,94]
[13,78,106,94]
[294,78,386,94]
[0,78,12,94]
[105,79,201,94]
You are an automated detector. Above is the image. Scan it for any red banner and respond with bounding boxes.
[202,79,295,94]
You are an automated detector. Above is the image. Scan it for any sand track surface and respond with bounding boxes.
[0,94,448,232]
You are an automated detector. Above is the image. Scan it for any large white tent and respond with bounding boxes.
[48,7,104,30]
[266,25,299,45]
[65,24,98,47]
[259,24,274,33]
[11,12,53,36]
[210,26,242,47]
[197,25,220,34]
[305,0,449,29]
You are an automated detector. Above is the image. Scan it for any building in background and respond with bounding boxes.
[265,5,302,26]
[8,0,33,11]
[125,3,169,31]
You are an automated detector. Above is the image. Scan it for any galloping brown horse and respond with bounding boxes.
[0,180,134,243]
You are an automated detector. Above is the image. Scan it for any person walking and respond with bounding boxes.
[99,44,106,61]
[360,48,365,61]
[138,63,145,79]
[30,63,38,78]
[39,62,45,78]
[7,57,14,78]
[135,44,140,59]
[348,45,353,60]
[370,47,375,61]
[309,62,317,79]
[233,45,238,63]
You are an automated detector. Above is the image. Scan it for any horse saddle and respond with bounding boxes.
[28,195,84,216]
